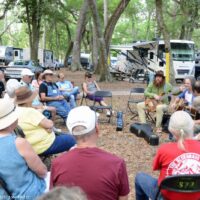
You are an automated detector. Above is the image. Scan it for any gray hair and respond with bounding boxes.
[37,186,87,200]
[6,79,21,98]
[168,111,194,151]
[72,126,96,142]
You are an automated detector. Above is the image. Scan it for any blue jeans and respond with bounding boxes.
[62,87,79,108]
[135,172,159,200]
[47,99,70,121]
[40,133,76,156]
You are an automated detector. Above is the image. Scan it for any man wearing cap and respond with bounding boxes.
[39,69,70,121]
[20,68,34,89]
[50,106,130,200]
[137,70,172,133]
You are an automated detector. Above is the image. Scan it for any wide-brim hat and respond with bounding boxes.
[0,98,18,130]
[15,86,37,105]
[42,69,54,78]
[155,70,165,78]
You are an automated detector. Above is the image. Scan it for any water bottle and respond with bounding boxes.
[116,111,123,131]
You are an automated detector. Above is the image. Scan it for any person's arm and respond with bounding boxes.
[94,81,100,91]
[144,83,158,99]
[15,137,47,178]
[118,160,130,199]
[153,146,163,171]
[39,117,54,130]
[39,83,63,101]
[83,82,92,95]
[27,108,54,132]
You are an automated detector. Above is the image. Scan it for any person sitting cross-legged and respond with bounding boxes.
[135,111,200,200]
[15,86,76,156]
[39,70,71,122]
[50,106,130,200]
[0,98,47,199]
[56,72,79,109]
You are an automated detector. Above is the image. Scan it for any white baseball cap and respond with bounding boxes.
[21,68,34,76]
[66,106,97,135]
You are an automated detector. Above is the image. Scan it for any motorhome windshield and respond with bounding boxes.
[158,43,195,61]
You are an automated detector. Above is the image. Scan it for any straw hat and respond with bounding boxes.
[15,86,37,105]
[0,98,18,130]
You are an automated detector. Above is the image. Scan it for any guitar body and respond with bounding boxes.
[184,106,198,119]
[145,98,159,112]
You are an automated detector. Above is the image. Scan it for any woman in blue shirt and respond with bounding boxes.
[0,98,47,200]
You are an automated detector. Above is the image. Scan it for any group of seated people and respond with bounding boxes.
[0,69,200,200]
[137,70,200,137]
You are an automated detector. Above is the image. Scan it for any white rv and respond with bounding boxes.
[23,48,53,68]
[148,40,195,80]
[0,46,13,65]
[110,40,195,81]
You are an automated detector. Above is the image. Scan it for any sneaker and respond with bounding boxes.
[53,127,62,133]
[106,110,114,117]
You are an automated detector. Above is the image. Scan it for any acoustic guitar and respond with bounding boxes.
[168,98,186,114]
[145,90,179,112]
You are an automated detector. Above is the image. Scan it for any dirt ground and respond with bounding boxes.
[54,69,170,199]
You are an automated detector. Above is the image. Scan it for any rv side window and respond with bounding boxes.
[158,44,165,59]
[15,51,18,56]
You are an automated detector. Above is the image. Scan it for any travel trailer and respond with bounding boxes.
[23,48,54,68]
[0,46,13,65]
[110,40,195,82]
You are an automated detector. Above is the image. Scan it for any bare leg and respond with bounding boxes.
[46,106,56,122]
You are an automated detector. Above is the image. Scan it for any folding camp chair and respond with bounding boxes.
[155,174,200,200]
[126,87,145,119]
[92,90,113,123]
[126,87,156,123]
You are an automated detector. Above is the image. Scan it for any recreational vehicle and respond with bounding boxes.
[23,48,54,68]
[110,40,195,82]
[0,46,13,65]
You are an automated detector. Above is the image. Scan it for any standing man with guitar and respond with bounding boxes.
[137,70,172,133]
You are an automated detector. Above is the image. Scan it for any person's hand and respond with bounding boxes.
[154,94,161,100]
[194,133,200,140]
[58,95,64,100]
[179,85,185,92]
[46,128,53,133]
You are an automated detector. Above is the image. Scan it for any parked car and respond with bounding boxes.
[67,53,91,70]
[4,60,44,80]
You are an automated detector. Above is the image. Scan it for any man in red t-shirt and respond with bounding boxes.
[135,111,200,200]
[50,106,130,200]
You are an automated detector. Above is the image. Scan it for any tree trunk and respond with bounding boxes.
[103,0,108,28]
[91,21,99,71]
[155,0,175,84]
[88,0,108,81]
[24,0,42,61]
[64,24,73,68]
[179,25,185,39]
[64,41,73,68]
[71,0,89,71]
[104,0,131,54]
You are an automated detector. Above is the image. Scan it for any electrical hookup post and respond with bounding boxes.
[165,48,170,83]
